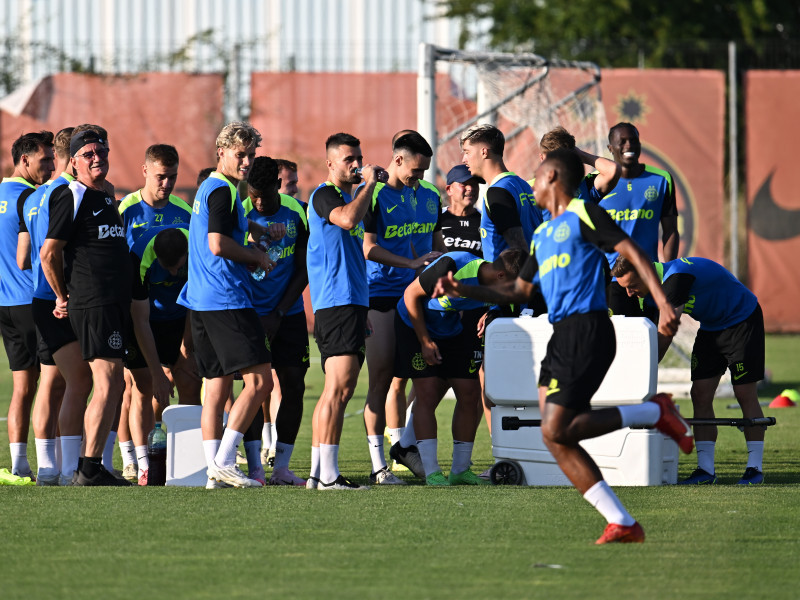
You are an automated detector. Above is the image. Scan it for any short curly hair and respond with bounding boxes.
[216,121,262,150]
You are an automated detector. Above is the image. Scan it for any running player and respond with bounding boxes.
[41,126,132,486]
[362,131,441,485]
[612,256,767,485]
[434,149,693,544]
[177,121,277,489]
[306,132,386,490]
[243,156,309,486]
[603,122,679,317]
[1,131,55,478]
[397,249,522,485]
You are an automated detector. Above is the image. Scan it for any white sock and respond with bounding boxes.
[203,439,221,467]
[451,440,474,474]
[10,442,30,475]
[269,423,278,451]
[119,440,136,467]
[310,445,320,479]
[319,443,340,484]
[103,431,117,471]
[583,480,636,526]
[417,438,439,476]
[618,402,661,428]
[35,438,58,476]
[216,428,245,468]
[274,441,293,470]
[60,436,82,478]
[367,434,387,472]
[135,445,150,473]
[262,423,272,449]
[400,410,416,448]
[55,436,62,471]
[244,440,262,473]
[388,427,404,446]
[745,441,764,471]
[696,441,716,474]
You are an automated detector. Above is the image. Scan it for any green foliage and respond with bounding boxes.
[437,0,800,67]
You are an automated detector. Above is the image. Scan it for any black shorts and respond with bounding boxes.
[394,313,482,380]
[70,303,130,361]
[369,295,401,312]
[313,304,367,372]
[192,308,271,379]
[263,311,310,370]
[32,298,77,365]
[691,304,765,385]
[124,317,185,370]
[0,304,38,370]
[538,311,616,412]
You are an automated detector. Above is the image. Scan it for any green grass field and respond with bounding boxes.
[1,335,799,599]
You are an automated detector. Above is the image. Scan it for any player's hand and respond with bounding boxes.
[421,338,442,365]
[266,222,286,242]
[657,301,680,337]
[431,273,460,299]
[53,296,69,319]
[251,246,276,274]
[151,370,174,408]
[359,164,388,184]
[476,312,490,337]
[409,251,442,271]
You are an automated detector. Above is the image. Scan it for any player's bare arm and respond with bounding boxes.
[432,271,533,307]
[363,232,441,270]
[575,148,621,196]
[661,215,680,262]
[208,232,274,273]
[16,231,31,270]
[130,298,174,407]
[501,226,528,254]
[403,278,441,365]
[40,237,69,318]
[329,165,385,230]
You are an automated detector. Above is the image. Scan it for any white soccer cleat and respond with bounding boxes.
[207,464,263,488]
[369,467,407,485]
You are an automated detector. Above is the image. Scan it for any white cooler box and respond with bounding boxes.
[484,315,679,486]
[161,405,211,487]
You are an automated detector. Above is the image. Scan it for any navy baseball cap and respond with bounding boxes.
[70,130,107,156]
[446,164,484,185]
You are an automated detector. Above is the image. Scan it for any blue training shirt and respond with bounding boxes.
[0,177,36,305]
[480,172,543,261]
[119,190,192,248]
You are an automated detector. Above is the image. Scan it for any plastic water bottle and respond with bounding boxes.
[147,423,167,486]
[251,236,282,281]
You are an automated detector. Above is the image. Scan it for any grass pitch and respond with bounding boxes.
[0,335,799,599]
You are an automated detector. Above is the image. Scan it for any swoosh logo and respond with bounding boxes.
[386,205,398,214]
[749,172,800,240]
[733,371,749,381]
[92,209,103,216]
[132,222,147,228]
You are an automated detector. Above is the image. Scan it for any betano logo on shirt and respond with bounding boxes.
[539,252,571,277]
[384,223,415,239]
[98,224,124,239]
[605,207,655,222]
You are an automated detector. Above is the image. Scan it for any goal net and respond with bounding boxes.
[417,44,608,187]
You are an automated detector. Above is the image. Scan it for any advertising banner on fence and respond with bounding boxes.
[745,71,800,332]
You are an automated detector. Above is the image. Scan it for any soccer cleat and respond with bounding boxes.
[269,467,307,487]
[305,476,320,490]
[59,472,76,487]
[369,467,407,485]
[248,466,267,486]
[651,393,694,454]
[678,468,717,485]
[206,477,233,489]
[36,471,61,486]
[235,450,248,465]
[425,471,451,486]
[737,467,764,485]
[391,460,409,473]
[207,464,263,488]
[595,522,645,545]
[318,474,370,491]
[389,443,426,479]
[138,470,149,486]
[73,465,132,487]
[448,469,489,486]
[121,463,138,481]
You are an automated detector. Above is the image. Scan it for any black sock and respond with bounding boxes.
[81,456,102,477]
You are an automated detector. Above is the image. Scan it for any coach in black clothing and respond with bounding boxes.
[434,164,484,257]
[41,128,132,486]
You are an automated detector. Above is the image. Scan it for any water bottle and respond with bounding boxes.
[146,423,167,486]
[251,236,282,281]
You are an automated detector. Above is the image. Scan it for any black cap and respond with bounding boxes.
[446,164,484,185]
[70,130,106,156]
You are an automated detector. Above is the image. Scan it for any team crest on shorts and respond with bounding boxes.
[108,331,123,350]
[412,352,427,371]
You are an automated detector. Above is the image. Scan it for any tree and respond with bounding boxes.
[437,0,800,68]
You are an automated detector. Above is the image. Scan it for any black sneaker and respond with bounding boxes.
[389,442,425,479]
[318,475,369,491]
[73,465,133,487]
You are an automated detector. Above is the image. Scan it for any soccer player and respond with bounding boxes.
[306,132,386,490]
[276,158,300,198]
[1,131,55,478]
[41,126,132,486]
[19,127,73,484]
[243,156,309,486]
[603,122,679,317]
[434,149,693,544]
[460,124,543,261]
[531,126,621,220]
[612,256,767,485]
[177,121,277,489]
[361,131,441,485]
[397,249,522,485]
[433,164,484,257]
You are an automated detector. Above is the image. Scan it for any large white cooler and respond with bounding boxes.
[484,316,679,486]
